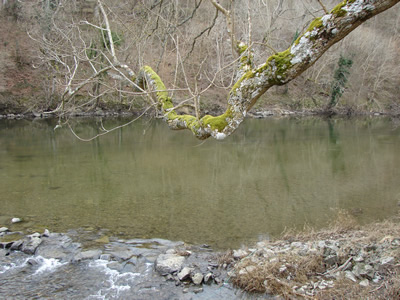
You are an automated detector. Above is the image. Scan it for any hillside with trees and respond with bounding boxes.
[0,0,399,124]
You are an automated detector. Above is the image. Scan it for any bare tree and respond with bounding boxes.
[31,0,400,140]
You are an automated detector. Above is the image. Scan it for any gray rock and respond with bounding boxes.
[364,264,374,278]
[178,267,193,281]
[11,218,21,223]
[353,263,363,278]
[155,253,185,274]
[150,238,184,248]
[122,262,137,273]
[100,254,111,261]
[143,255,158,264]
[204,273,214,284]
[381,256,394,265]
[193,287,203,294]
[27,258,39,265]
[291,242,303,248]
[165,249,176,254]
[0,249,7,256]
[354,255,364,262]
[0,227,8,233]
[10,239,24,250]
[214,277,222,285]
[107,261,125,272]
[74,249,102,261]
[192,273,204,285]
[392,239,400,246]
[128,256,138,265]
[324,255,338,266]
[245,266,256,274]
[35,233,81,261]
[21,236,42,254]
[359,279,369,287]
[42,229,50,237]
[109,248,135,261]
[353,263,374,279]
[233,249,248,259]
[107,245,150,261]
[345,271,357,282]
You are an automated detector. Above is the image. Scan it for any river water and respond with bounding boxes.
[1,116,400,249]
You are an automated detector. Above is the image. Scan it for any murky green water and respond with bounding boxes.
[1,117,399,249]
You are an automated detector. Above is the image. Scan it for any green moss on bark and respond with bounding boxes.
[267,49,293,82]
[307,17,323,32]
[230,70,256,95]
[330,0,357,17]
[201,110,233,132]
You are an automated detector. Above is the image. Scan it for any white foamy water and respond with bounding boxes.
[0,258,27,274]
[86,259,143,299]
[33,256,66,275]
[0,263,14,274]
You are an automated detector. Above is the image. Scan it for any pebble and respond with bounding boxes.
[381,256,394,265]
[191,273,203,285]
[193,287,203,294]
[11,218,21,223]
[42,229,50,237]
[233,249,248,259]
[359,279,369,287]
[204,273,213,284]
[178,267,193,281]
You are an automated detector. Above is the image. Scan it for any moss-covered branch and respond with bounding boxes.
[133,66,235,140]
[134,0,399,140]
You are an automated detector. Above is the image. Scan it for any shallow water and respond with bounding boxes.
[0,251,237,299]
[1,117,399,249]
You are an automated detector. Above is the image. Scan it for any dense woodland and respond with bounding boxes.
[0,0,399,119]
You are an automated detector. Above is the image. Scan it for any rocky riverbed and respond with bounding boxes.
[1,214,399,299]
[0,224,238,299]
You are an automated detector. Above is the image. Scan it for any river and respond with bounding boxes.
[1,116,400,249]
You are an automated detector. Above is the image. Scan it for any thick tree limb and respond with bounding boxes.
[135,0,399,140]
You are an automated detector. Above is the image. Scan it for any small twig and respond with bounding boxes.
[323,257,353,275]
[317,0,329,14]
[369,282,385,293]
[67,104,155,142]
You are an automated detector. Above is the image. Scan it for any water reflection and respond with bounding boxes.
[0,117,399,249]
[327,119,345,175]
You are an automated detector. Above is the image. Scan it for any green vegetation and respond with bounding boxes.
[328,55,354,110]
[101,27,124,49]
[201,109,233,132]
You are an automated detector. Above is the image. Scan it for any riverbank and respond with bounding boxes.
[0,106,398,121]
[1,211,399,299]
[227,211,400,299]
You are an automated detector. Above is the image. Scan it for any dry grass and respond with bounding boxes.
[218,250,235,266]
[229,210,400,299]
[281,209,360,242]
[314,269,400,299]
[231,252,325,297]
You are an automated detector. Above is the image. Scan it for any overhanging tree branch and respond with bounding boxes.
[32,0,399,140]
[132,0,399,140]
